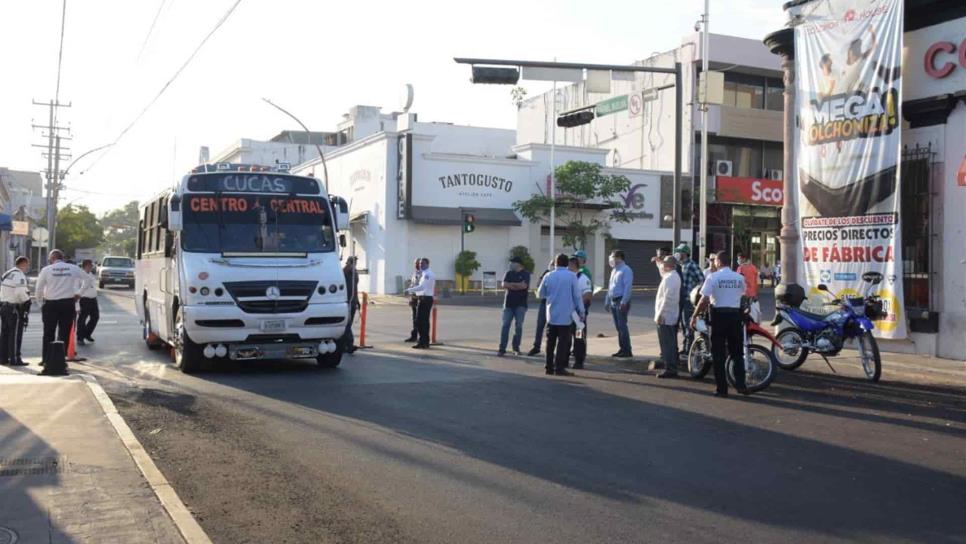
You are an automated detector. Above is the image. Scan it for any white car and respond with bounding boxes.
[97,256,135,288]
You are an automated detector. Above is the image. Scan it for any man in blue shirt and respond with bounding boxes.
[605,249,634,357]
[498,256,531,356]
[536,253,584,376]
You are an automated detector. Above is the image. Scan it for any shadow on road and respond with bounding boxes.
[193,351,965,543]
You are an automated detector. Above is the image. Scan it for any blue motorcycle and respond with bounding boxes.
[771,272,886,382]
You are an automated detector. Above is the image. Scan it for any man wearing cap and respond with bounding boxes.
[568,255,592,368]
[498,256,530,356]
[574,249,592,284]
[674,244,704,355]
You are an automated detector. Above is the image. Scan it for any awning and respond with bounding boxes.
[0,214,12,232]
[410,206,521,226]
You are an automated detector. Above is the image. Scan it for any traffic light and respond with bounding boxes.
[471,66,520,85]
[557,110,595,128]
[463,213,476,233]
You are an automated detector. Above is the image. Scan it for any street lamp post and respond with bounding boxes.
[261,98,329,192]
[50,143,114,251]
[454,57,685,257]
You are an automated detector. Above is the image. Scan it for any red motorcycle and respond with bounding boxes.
[686,289,780,393]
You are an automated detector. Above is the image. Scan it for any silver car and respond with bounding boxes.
[97,256,135,288]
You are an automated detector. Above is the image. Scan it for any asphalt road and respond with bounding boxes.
[20,290,966,544]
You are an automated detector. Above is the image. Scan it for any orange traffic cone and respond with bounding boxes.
[66,316,86,363]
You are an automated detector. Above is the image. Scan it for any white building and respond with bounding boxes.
[289,106,685,294]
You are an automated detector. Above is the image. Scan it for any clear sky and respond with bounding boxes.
[0,0,786,214]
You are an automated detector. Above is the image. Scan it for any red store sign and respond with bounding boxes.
[924,38,966,78]
[716,176,784,206]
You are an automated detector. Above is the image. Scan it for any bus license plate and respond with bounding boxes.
[260,319,286,332]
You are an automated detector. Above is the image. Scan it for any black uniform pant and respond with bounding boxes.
[409,298,418,339]
[42,299,75,364]
[415,296,433,346]
[78,297,99,340]
[571,302,590,366]
[710,308,746,393]
[0,304,25,364]
[545,324,572,373]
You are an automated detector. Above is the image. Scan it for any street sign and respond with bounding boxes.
[628,94,643,118]
[596,95,628,117]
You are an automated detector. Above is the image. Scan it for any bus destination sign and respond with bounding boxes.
[187,173,321,195]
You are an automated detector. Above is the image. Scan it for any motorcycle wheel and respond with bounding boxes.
[773,328,808,370]
[857,331,882,382]
[687,335,712,379]
[728,344,777,393]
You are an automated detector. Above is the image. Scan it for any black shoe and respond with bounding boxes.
[77,338,86,346]
[656,371,679,379]
[412,344,429,349]
[545,368,555,375]
[346,346,357,354]
[10,360,28,367]
[612,352,633,358]
[497,350,506,357]
[573,362,584,369]
[0,360,7,365]
[737,386,751,396]
[86,336,95,343]
[512,350,522,356]
[555,369,575,377]
[404,336,417,343]
[41,370,68,377]
[528,348,541,357]
[714,390,729,398]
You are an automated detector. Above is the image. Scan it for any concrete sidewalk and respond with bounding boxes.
[0,367,205,543]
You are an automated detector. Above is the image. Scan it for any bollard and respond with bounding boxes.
[430,287,443,345]
[357,292,373,349]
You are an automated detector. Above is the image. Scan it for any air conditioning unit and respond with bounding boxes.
[715,160,733,177]
[767,169,783,180]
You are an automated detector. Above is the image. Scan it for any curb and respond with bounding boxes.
[79,374,213,544]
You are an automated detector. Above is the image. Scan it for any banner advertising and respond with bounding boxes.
[794,0,905,338]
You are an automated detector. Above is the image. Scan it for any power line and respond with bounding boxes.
[83,0,244,174]
[136,0,169,61]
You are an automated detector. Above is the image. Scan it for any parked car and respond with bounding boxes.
[97,256,135,288]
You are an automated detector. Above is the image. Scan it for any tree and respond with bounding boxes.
[99,200,139,257]
[454,250,481,294]
[513,161,632,251]
[509,246,535,273]
[56,205,105,258]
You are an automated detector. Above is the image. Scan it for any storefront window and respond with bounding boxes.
[901,145,934,312]
[703,136,765,178]
[763,143,783,173]
[722,73,765,110]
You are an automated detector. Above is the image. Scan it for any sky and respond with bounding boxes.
[0,0,787,215]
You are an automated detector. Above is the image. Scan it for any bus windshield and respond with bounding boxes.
[181,194,336,254]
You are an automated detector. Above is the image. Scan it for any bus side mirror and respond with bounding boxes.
[817,283,828,291]
[330,196,350,232]
[168,195,183,232]
[339,234,347,248]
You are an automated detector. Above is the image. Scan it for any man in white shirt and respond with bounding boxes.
[690,251,748,397]
[403,257,435,349]
[77,259,99,346]
[655,256,682,378]
[35,249,84,374]
[0,256,31,366]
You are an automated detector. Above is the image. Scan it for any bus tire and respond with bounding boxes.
[174,308,202,373]
[316,338,344,368]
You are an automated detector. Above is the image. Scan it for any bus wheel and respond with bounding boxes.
[143,308,163,351]
[316,338,344,368]
[173,308,202,373]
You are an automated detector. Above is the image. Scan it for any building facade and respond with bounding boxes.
[516,33,788,271]
[285,106,684,294]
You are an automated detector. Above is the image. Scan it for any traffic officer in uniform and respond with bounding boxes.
[0,256,31,366]
[690,251,748,397]
[404,258,435,349]
[35,249,84,374]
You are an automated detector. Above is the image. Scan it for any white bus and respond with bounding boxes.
[135,163,351,373]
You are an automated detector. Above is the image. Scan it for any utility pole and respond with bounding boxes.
[698,0,710,267]
[31,99,71,263]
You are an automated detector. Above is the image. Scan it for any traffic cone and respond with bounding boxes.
[66,317,86,363]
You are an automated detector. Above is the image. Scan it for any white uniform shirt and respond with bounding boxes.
[655,270,681,324]
[0,268,30,304]
[576,272,592,296]
[407,268,435,298]
[35,261,84,304]
[79,271,97,299]
[699,266,746,309]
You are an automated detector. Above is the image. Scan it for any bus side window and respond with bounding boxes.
[137,219,145,260]
[164,230,174,258]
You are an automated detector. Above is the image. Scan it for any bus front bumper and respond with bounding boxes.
[183,302,348,345]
